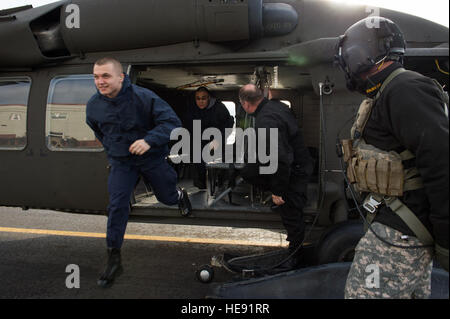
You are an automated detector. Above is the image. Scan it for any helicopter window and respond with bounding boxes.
[0,77,31,150]
[281,100,291,108]
[223,101,236,145]
[46,75,102,151]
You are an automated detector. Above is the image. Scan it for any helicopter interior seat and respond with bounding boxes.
[130,175,153,206]
[133,145,319,209]
[204,160,271,208]
[205,161,231,196]
[131,154,188,205]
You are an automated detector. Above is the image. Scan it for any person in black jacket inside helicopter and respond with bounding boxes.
[182,86,234,189]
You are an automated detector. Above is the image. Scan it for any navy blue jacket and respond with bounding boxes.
[86,75,181,160]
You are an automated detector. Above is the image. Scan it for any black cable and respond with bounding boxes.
[228,209,321,276]
[262,207,321,272]
[318,83,327,210]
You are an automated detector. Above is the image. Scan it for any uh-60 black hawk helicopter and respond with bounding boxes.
[0,0,448,287]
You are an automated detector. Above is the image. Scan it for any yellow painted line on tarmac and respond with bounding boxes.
[0,227,105,238]
[0,226,287,247]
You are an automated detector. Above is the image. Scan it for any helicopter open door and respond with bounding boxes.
[124,62,329,230]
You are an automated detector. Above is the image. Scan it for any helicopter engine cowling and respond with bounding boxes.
[0,0,299,68]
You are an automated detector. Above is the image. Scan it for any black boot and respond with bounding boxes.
[97,248,123,288]
[178,188,192,217]
[268,243,303,274]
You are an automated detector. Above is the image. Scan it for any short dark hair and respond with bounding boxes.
[239,84,264,104]
[94,57,124,75]
[195,86,211,96]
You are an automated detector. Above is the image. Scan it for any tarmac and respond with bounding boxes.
[0,206,287,299]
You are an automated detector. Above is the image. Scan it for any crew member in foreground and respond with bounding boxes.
[336,17,449,298]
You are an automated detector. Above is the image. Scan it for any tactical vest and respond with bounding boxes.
[341,68,441,246]
[342,68,425,196]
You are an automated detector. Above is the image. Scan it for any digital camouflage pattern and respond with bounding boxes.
[345,222,433,299]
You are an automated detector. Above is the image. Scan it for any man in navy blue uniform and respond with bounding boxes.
[86,57,192,287]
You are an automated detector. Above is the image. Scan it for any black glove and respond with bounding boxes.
[435,244,449,272]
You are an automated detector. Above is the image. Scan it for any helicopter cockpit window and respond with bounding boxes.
[0,77,31,150]
[46,75,102,151]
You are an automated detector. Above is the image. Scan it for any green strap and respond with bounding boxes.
[403,167,424,191]
[404,177,424,192]
[374,68,406,100]
[356,68,407,139]
[384,197,434,246]
[399,149,415,161]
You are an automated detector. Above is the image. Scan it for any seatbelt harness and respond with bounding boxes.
[363,194,434,246]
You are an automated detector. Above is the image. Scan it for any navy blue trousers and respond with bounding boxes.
[107,156,179,248]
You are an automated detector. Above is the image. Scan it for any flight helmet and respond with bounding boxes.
[336,16,406,93]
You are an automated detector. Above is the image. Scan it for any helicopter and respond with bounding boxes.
[0,0,448,267]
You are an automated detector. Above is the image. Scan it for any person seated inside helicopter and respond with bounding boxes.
[181,86,234,190]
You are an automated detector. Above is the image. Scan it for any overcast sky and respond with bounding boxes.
[1,0,448,27]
